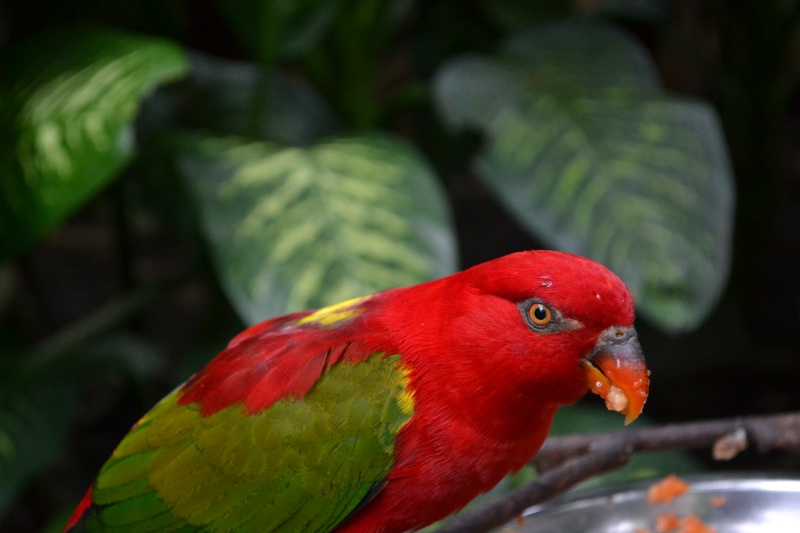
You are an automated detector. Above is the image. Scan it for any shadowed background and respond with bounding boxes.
[1,1,799,531]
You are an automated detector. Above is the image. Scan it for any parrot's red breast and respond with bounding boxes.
[66,250,649,533]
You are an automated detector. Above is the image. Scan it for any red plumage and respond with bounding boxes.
[71,251,649,533]
[165,250,645,532]
[336,251,639,531]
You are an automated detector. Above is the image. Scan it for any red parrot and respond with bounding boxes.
[65,250,649,532]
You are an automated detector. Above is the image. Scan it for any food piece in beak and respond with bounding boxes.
[582,326,649,425]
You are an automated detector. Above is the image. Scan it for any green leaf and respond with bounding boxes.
[434,20,735,332]
[479,0,598,35]
[217,0,339,63]
[500,21,662,93]
[76,334,166,381]
[180,52,342,145]
[0,28,189,263]
[0,367,78,518]
[176,133,457,324]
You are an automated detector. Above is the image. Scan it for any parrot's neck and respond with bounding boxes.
[337,278,572,532]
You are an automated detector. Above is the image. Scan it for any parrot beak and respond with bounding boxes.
[582,326,649,425]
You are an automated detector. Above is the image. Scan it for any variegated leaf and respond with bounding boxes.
[0,29,189,263]
[177,133,457,324]
[435,20,735,332]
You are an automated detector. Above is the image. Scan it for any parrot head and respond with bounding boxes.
[430,250,649,424]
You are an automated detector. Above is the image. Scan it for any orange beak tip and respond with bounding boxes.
[582,355,649,425]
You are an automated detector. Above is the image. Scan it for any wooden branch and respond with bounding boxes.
[437,412,800,533]
[535,412,800,471]
[436,442,631,533]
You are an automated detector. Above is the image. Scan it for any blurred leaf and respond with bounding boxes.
[499,21,661,91]
[181,52,342,145]
[300,0,414,130]
[27,286,162,370]
[479,0,574,31]
[176,132,457,324]
[579,0,669,22]
[0,367,78,518]
[217,0,339,63]
[434,20,735,332]
[77,334,165,381]
[0,28,189,263]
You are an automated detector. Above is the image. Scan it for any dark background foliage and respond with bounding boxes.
[1,1,799,531]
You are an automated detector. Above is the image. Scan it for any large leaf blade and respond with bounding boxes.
[0,29,189,263]
[434,21,735,332]
[177,133,457,324]
[179,52,342,145]
[501,21,662,94]
[217,0,338,63]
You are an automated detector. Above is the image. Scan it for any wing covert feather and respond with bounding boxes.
[85,352,412,532]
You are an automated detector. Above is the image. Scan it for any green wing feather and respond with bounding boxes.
[81,353,412,532]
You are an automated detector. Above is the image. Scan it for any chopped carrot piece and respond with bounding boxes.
[647,474,690,504]
[709,496,726,507]
[677,514,717,533]
[655,511,681,532]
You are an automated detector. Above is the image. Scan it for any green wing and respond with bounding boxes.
[80,353,412,532]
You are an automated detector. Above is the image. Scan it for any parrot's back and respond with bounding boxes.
[67,296,414,532]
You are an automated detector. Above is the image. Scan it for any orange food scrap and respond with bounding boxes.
[647,474,689,504]
[655,511,680,532]
[516,515,525,526]
[709,496,726,507]
[676,514,717,533]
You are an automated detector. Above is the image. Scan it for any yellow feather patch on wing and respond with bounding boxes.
[294,295,369,327]
[396,365,415,418]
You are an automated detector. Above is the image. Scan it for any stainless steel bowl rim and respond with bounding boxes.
[521,473,800,518]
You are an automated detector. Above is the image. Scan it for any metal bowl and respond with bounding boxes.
[517,475,800,532]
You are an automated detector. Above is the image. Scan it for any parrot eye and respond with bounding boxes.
[519,299,582,333]
[528,303,553,328]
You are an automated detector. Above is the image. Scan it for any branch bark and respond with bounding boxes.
[535,412,800,471]
[436,441,631,533]
[437,412,800,533]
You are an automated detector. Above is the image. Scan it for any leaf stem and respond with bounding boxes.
[25,285,163,370]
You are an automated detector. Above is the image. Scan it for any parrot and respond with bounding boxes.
[65,250,649,533]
